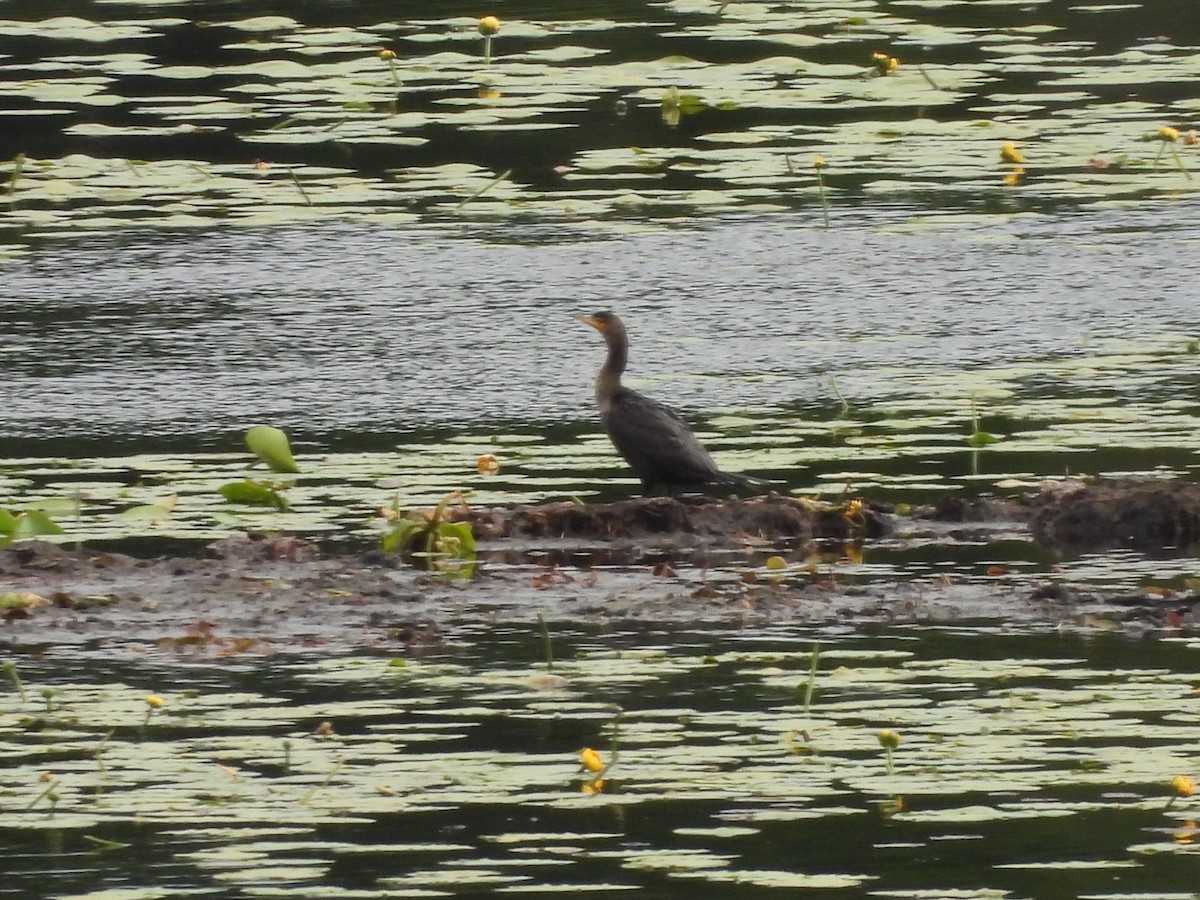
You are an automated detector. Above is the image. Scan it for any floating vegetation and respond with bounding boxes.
[0,2,1198,247]
[2,628,1199,896]
[381,490,478,576]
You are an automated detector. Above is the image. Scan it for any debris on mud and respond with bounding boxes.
[2,482,1200,655]
[1030,478,1200,554]
[456,494,890,543]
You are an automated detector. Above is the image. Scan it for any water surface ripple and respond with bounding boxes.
[2,206,1198,454]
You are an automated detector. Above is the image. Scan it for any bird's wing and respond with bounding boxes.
[602,389,720,484]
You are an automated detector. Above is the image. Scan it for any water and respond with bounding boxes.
[3,206,1199,455]
[3,2,1200,894]
[2,625,1199,900]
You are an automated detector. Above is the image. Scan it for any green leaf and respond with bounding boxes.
[218,480,289,510]
[0,508,17,536]
[381,520,425,554]
[13,510,66,539]
[967,431,999,448]
[438,520,476,558]
[246,425,300,474]
[119,502,174,521]
[24,496,82,517]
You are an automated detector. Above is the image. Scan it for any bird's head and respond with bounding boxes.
[577,311,621,335]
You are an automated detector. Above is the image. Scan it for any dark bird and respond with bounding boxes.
[578,311,765,496]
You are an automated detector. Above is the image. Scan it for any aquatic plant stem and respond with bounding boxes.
[814,157,830,229]
[1168,143,1192,180]
[25,778,61,813]
[301,759,346,805]
[454,168,512,210]
[7,152,24,210]
[802,643,819,714]
[94,729,114,775]
[829,375,849,417]
[599,707,622,778]
[287,168,313,206]
[537,611,554,672]
[3,660,26,702]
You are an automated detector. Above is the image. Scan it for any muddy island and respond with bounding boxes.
[2,479,1197,655]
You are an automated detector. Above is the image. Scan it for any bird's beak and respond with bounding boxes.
[576,314,603,333]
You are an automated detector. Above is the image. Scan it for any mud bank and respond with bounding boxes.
[1,480,1197,656]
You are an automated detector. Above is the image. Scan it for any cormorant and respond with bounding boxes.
[578,311,764,495]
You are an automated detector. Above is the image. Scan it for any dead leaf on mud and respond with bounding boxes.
[531,568,573,589]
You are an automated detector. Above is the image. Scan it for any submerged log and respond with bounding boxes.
[454,494,890,544]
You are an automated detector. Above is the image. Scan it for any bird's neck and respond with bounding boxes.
[596,337,627,402]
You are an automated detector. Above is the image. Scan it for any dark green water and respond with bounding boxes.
[3,2,1200,894]
[3,624,1200,899]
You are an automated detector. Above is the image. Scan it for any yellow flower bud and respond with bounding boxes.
[877,729,901,750]
[1172,774,1196,797]
[378,48,396,61]
[478,15,501,36]
[145,694,165,709]
[1157,126,1181,142]
[477,453,500,475]
[580,747,604,772]
[1000,141,1025,164]
[871,52,899,75]
[812,154,828,169]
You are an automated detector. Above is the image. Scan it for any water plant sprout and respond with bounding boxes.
[802,643,819,714]
[218,425,300,510]
[877,728,901,776]
[6,152,23,209]
[966,395,999,447]
[378,48,400,86]
[24,775,61,814]
[381,490,477,576]
[1152,127,1192,180]
[478,16,500,66]
[813,155,830,229]
[579,709,622,795]
[3,661,26,702]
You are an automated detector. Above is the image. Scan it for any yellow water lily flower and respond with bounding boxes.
[1172,774,1196,797]
[145,695,165,709]
[580,747,604,772]
[1000,141,1024,164]
[478,15,501,36]
[477,453,500,475]
[871,51,899,75]
[1158,126,1181,142]
[877,729,901,750]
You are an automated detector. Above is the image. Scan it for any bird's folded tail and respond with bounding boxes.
[711,471,773,494]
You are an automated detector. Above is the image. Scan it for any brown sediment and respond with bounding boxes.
[2,480,1200,656]
[455,494,891,543]
[1030,478,1200,555]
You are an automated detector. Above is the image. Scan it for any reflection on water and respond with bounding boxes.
[2,625,1199,900]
